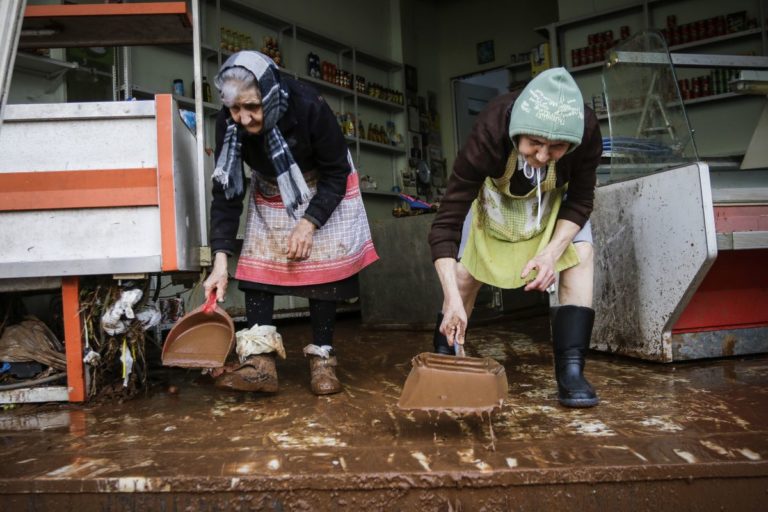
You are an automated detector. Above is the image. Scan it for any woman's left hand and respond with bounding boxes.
[521,251,557,292]
[286,218,317,260]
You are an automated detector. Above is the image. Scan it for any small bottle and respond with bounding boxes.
[173,79,184,96]
[202,76,212,102]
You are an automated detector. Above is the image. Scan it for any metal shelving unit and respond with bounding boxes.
[209,0,406,193]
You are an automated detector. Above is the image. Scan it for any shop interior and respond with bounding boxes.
[1,0,767,509]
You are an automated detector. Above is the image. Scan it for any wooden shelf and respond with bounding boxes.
[20,2,192,49]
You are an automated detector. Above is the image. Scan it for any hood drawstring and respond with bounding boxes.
[523,161,544,230]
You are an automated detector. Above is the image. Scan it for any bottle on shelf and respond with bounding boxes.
[202,76,212,103]
[173,78,184,97]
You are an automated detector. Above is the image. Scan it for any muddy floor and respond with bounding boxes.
[0,315,766,511]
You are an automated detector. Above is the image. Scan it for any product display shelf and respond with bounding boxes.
[124,84,220,115]
[505,59,532,71]
[357,138,407,155]
[284,70,405,113]
[596,91,750,120]
[205,0,405,197]
[13,51,78,76]
[568,27,766,74]
[344,135,405,155]
[355,91,406,112]
[297,73,355,97]
[540,0,767,165]
[536,0,662,37]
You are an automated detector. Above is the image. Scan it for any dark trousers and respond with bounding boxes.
[245,289,336,346]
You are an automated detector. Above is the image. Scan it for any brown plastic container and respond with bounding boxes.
[398,352,508,414]
[161,293,235,368]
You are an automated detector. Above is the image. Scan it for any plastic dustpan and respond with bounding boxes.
[161,293,235,368]
[398,352,508,413]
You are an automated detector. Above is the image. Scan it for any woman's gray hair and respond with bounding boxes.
[215,66,259,107]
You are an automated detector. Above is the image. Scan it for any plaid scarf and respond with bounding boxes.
[213,52,310,218]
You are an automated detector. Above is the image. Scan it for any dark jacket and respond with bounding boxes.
[210,77,351,255]
[428,90,602,261]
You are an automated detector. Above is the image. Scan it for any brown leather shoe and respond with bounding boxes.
[308,355,341,395]
[214,355,278,393]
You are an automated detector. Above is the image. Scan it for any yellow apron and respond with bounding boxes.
[461,151,580,289]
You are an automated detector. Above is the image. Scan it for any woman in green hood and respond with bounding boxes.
[428,67,602,407]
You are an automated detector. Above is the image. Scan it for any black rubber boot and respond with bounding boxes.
[433,313,453,355]
[551,305,599,408]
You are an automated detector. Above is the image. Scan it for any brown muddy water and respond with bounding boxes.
[1,315,766,511]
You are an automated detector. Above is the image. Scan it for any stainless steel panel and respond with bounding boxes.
[0,277,61,292]
[672,327,768,360]
[1,100,155,121]
[171,101,202,271]
[611,51,768,70]
[0,207,162,277]
[0,102,157,172]
[0,98,203,280]
[591,163,717,361]
[0,0,26,135]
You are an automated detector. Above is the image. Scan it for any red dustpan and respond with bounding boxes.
[161,293,235,368]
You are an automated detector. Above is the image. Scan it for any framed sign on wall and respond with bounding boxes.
[477,40,495,65]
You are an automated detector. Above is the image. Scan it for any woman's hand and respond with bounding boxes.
[204,252,229,302]
[440,297,467,347]
[521,219,582,292]
[521,251,557,292]
[434,258,467,347]
[286,218,317,260]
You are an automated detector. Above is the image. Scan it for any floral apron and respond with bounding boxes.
[235,153,379,287]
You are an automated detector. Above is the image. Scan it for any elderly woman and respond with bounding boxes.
[429,68,602,408]
[204,51,378,395]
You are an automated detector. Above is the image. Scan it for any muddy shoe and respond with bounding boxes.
[308,355,341,395]
[214,354,278,393]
